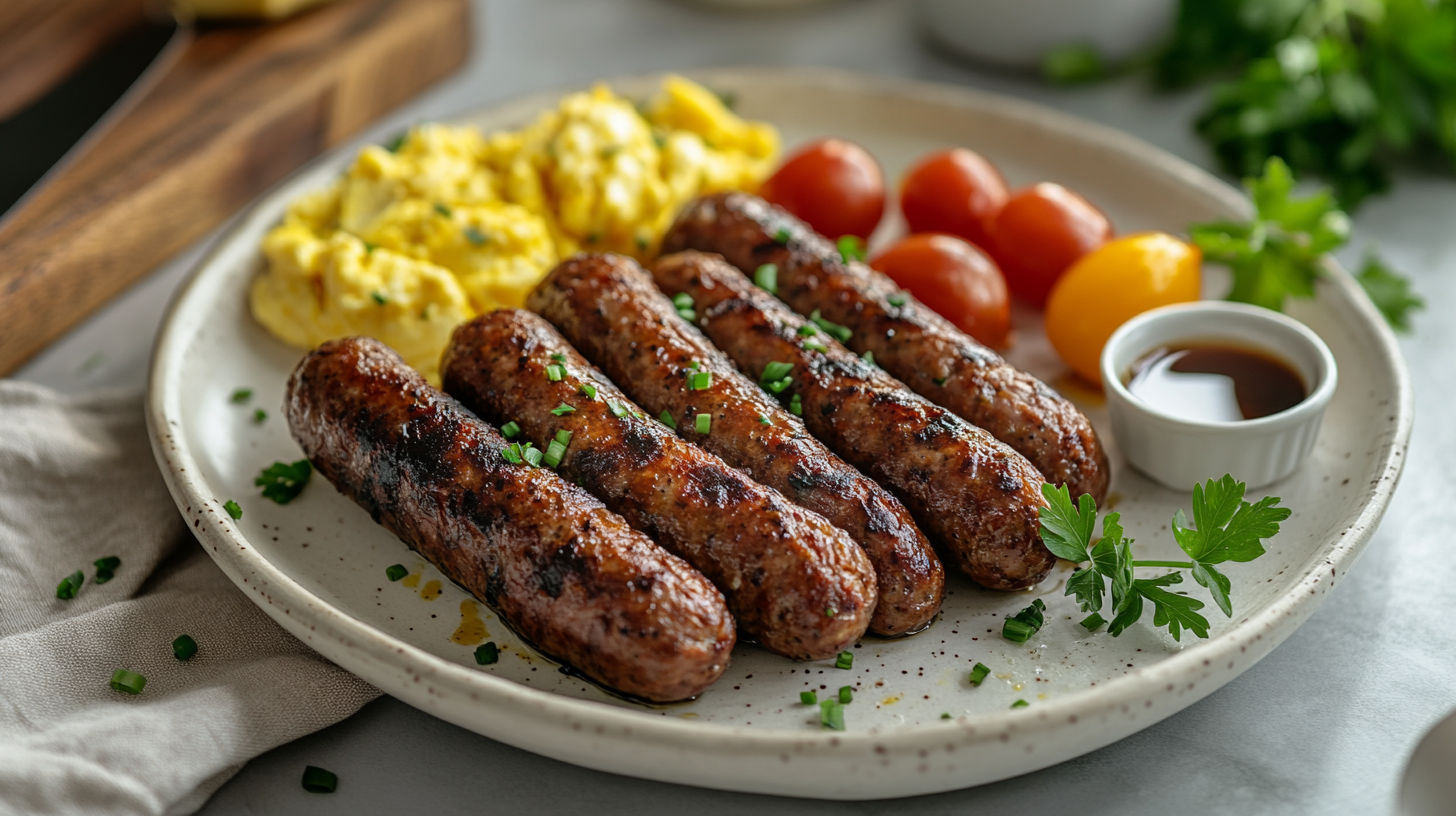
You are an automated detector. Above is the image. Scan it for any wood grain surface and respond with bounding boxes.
[0,0,470,375]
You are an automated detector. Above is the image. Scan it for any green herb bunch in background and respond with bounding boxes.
[1157,0,1456,212]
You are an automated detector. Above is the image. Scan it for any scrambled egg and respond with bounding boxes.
[251,75,779,382]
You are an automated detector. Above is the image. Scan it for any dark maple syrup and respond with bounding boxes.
[1126,343,1306,422]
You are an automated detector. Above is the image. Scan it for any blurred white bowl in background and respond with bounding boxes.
[919,0,1178,69]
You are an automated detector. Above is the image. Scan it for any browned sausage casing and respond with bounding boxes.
[441,310,877,660]
[662,192,1111,504]
[652,251,1055,591]
[528,253,944,636]
[285,336,735,702]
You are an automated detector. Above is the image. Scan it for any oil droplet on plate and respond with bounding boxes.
[881,695,901,705]
[400,572,421,589]
[419,579,442,601]
[451,600,488,645]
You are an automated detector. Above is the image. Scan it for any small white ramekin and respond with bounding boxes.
[1101,301,1338,491]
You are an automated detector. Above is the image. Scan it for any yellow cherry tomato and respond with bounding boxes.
[1044,232,1201,385]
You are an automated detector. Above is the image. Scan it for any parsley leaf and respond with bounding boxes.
[1356,251,1424,333]
[1190,156,1419,332]
[255,460,312,504]
[1134,573,1210,642]
[1172,475,1290,565]
[1036,484,1098,563]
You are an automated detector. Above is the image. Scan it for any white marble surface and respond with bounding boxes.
[13,0,1456,812]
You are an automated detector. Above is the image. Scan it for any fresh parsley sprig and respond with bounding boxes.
[1037,475,1290,642]
[1190,156,1423,331]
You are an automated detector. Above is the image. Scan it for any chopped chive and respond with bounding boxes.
[385,564,408,582]
[754,263,778,294]
[862,351,875,366]
[758,416,771,425]
[172,634,198,661]
[1080,612,1107,632]
[555,429,573,445]
[941,712,953,720]
[887,293,908,307]
[384,133,407,152]
[1011,699,1030,709]
[608,401,628,418]
[545,364,565,382]
[463,226,488,246]
[801,690,818,705]
[1002,598,1047,644]
[474,641,500,665]
[789,394,803,416]
[824,606,837,618]
[836,235,866,263]
[223,500,242,520]
[803,340,827,352]
[256,460,311,504]
[433,202,452,218]
[636,235,650,251]
[933,376,948,386]
[110,669,146,695]
[820,699,845,730]
[969,662,991,686]
[523,447,543,467]
[501,421,521,440]
[229,388,252,404]
[797,324,818,337]
[677,308,697,322]
[580,383,597,400]
[688,361,701,371]
[774,227,792,244]
[364,242,378,254]
[544,439,568,468]
[760,361,794,384]
[672,292,694,310]
[809,309,853,343]
[301,766,338,794]
[56,570,84,600]
[765,377,793,395]
[94,556,120,584]
[501,445,523,465]
[838,686,853,704]
[695,413,712,434]
[659,410,678,430]
[370,291,388,306]
[550,403,576,417]
[551,353,566,363]
[689,371,713,390]
[252,408,267,424]
[834,651,853,670]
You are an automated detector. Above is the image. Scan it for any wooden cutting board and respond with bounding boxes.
[0,0,471,375]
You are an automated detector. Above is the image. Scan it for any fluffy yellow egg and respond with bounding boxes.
[250,75,779,382]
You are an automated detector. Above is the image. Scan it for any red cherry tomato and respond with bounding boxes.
[899,148,1009,249]
[759,138,885,240]
[869,233,1010,348]
[987,182,1113,309]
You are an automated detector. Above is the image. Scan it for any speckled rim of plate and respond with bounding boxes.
[145,67,1412,800]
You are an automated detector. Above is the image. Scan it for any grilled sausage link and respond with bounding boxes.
[652,252,1055,591]
[441,310,877,660]
[662,192,1110,504]
[529,253,944,636]
[285,337,735,702]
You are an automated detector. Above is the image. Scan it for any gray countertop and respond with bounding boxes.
[16,0,1456,812]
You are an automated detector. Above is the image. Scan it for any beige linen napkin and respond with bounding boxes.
[0,382,380,816]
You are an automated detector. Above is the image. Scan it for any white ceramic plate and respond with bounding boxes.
[146,69,1411,799]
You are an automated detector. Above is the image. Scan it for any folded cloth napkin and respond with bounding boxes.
[0,382,380,816]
